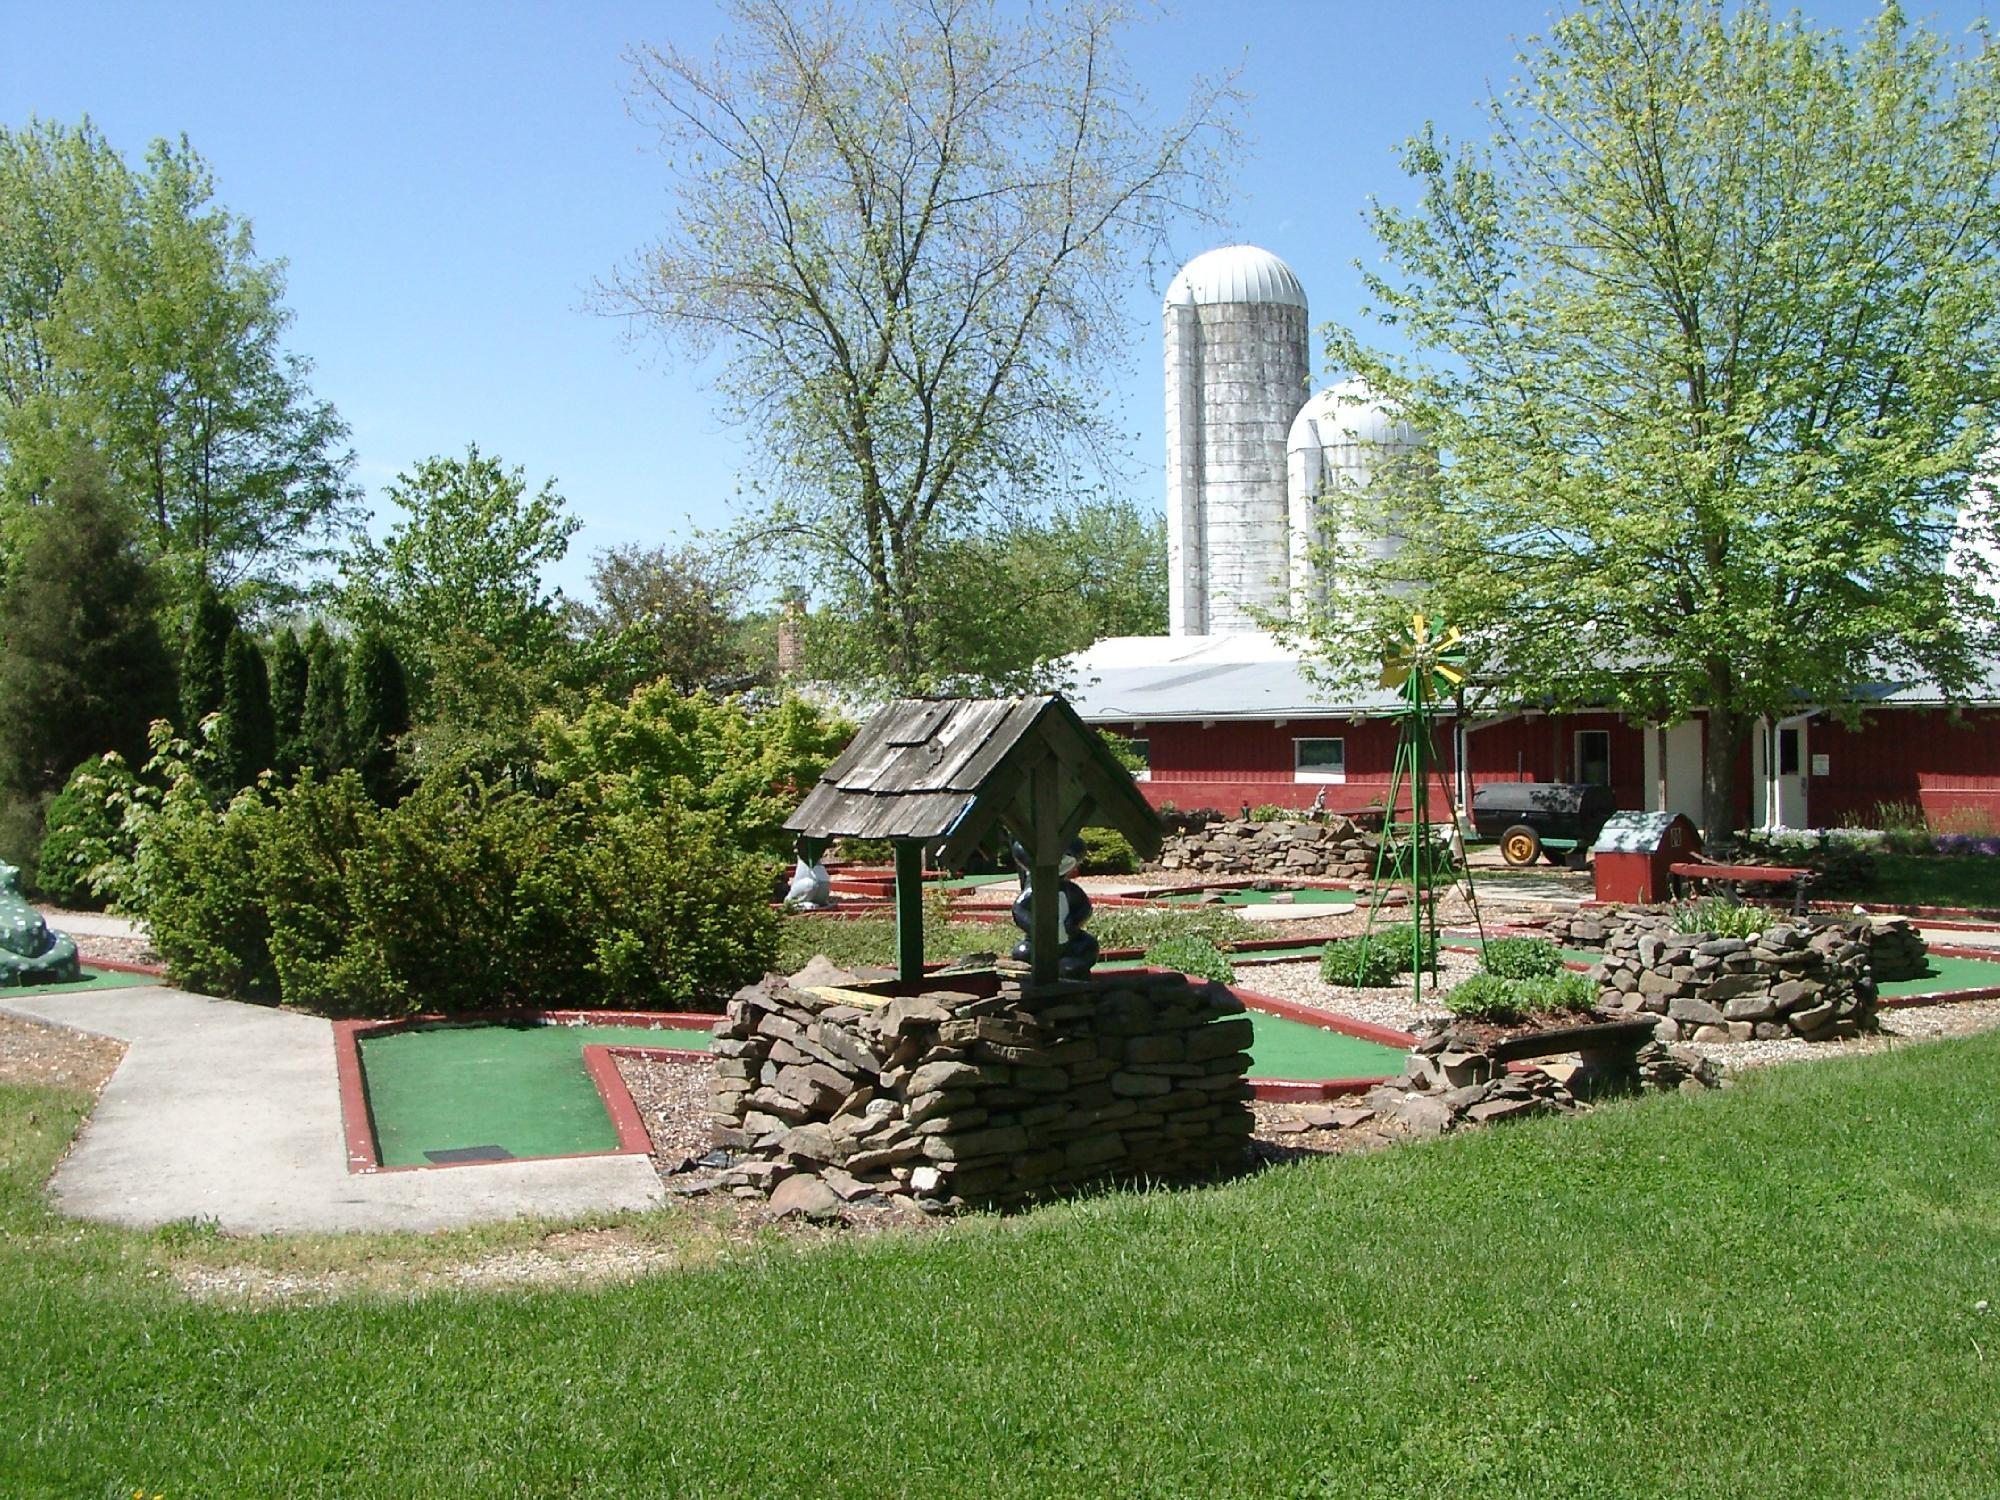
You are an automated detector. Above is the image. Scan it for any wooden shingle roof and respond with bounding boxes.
[785,695,1160,864]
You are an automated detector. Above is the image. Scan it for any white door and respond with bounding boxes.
[1644,722,1705,822]
[1775,721,1808,828]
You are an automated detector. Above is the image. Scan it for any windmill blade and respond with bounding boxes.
[1380,663,1411,690]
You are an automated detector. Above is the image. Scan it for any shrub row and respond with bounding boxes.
[136,768,776,1014]
[1319,922,1437,988]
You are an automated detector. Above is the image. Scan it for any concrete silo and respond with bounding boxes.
[1163,245,1310,635]
[1286,377,1425,617]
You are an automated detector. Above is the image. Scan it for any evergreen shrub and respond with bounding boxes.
[1080,825,1137,874]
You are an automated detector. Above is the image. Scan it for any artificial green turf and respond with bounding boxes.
[361,1012,1401,1166]
[4,1033,2000,1494]
[1877,951,2000,997]
[1240,1010,1406,1080]
[1,965,155,995]
[360,1024,712,1167]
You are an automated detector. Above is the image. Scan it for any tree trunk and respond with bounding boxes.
[1702,703,1747,852]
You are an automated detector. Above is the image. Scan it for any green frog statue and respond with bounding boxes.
[0,863,80,986]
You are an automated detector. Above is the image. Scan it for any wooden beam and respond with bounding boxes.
[1028,758,1063,985]
[894,840,925,984]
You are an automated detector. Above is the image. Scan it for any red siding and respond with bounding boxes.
[1463,712,1644,811]
[1810,709,2000,829]
[1102,704,2000,831]
[1107,718,1450,816]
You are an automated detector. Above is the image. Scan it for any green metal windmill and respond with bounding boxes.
[1357,613,1487,1009]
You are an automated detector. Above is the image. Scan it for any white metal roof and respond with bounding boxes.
[1058,634,1404,721]
[1057,633,2000,723]
[1163,245,1307,311]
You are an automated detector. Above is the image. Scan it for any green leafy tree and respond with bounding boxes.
[797,496,1168,691]
[178,581,235,733]
[535,685,852,857]
[36,752,141,908]
[0,453,176,799]
[345,629,409,805]
[268,627,309,777]
[608,0,1237,689]
[578,539,771,696]
[339,446,579,688]
[1314,1,2000,839]
[214,626,275,790]
[0,119,359,605]
[299,622,349,774]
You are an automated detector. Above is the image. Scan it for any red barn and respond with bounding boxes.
[1063,634,2000,834]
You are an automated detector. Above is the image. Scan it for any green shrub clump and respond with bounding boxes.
[1145,934,1235,984]
[1481,936,1564,979]
[1444,969,1595,1022]
[1318,937,1407,988]
[35,754,141,909]
[128,730,777,1014]
[1090,905,1257,954]
[1669,898,1768,939]
[1080,825,1138,874]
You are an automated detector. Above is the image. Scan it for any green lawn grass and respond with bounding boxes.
[1865,852,2000,910]
[3,1033,1999,1494]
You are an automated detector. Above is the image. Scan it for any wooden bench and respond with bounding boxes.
[1667,859,1813,914]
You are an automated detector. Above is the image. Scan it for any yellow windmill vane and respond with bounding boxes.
[1379,613,1467,702]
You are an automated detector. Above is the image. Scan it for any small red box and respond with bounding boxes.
[1592,813,1700,905]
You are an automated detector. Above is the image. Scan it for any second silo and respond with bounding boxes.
[1164,245,1310,635]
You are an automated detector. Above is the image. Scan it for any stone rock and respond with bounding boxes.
[1721,994,1778,1022]
[1465,1096,1543,1124]
[786,955,864,990]
[1390,1094,1454,1137]
[769,1174,845,1220]
[1691,1025,1733,1044]
[1668,997,1727,1026]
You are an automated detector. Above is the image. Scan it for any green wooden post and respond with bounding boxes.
[894,839,926,984]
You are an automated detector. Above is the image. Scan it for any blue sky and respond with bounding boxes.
[3,0,1991,599]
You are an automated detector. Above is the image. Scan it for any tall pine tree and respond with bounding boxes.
[179,580,235,734]
[268,628,308,777]
[345,630,407,804]
[299,622,348,774]
[0,454,177,797]
[214,628,275,790]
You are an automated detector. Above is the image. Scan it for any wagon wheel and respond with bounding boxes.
[1500,824,1542,867]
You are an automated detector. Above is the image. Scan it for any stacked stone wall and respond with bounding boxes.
[1591,915,1882,1042]
[709,971,1254,1211]
[1154,817,1450,881]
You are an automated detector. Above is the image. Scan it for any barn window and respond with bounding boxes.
[1575,730,1611,787]
[1294,737,1346,783]
[1125,737,1150,780]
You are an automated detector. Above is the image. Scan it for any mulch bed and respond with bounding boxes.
[0,1014,126,1093]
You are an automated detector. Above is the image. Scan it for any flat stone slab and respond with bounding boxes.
[0,986,663,1234]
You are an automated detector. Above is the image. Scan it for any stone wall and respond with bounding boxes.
[1547,905,1926,984]
[1154,817,1445,881]
[708,970,1255,1212]
[1591,915,1881,1042]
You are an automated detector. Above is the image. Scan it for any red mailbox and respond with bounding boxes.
[1592,812,1700,905]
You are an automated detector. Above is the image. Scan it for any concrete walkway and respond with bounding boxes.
[0,986,664,1234]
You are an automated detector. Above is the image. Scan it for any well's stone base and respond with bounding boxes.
[708,969,1254,1212]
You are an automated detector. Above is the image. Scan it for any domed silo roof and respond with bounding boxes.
[1163,244,1307,310]
[1287,378,1423,455]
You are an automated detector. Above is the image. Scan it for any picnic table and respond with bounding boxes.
[1667,857,1813,914]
